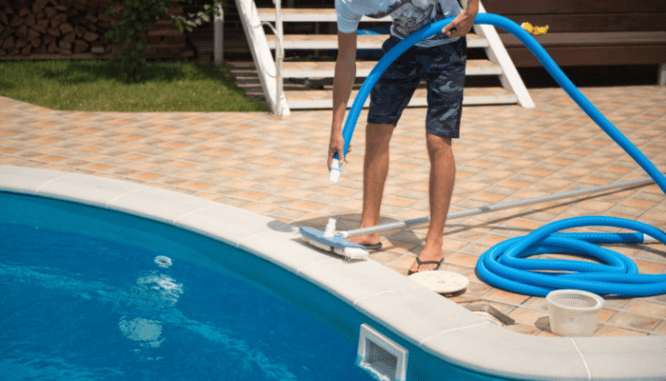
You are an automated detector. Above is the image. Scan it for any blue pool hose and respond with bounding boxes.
[334,13,666,297]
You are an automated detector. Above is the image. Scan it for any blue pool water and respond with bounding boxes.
[0,191,524,381]
[0,221,374,381]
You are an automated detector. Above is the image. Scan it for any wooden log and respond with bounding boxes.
[60,0,73,9]
[9,47,20,55]
[21,44,32,55]
[10,15,23,27]
[47,40,58,52]
[87,23,96,32]
[0,22,3,34]
[46,27,60,36]
[34,43,46,53]
[75,25,84,37]
[73,39,88,53]
[16,24,27,39]
[27,27,39,40]
[85,12,96,23]
[24,12,34,26]
[0,11,8,25]
[32,0,47,13]
[1,35,13,49]
[37,19,49,29]
[68,9,77,16]
[15,38,27,48]
[3,5,12,15]
[98,0,112,11]
[18,7,30,17]
[54,5,67,12]
[83,30,98,41]
[51,13,67,28]
[60,23,73,35]
[35,10,45,20]
[33,0,48,13]
[44,6,57,18]
[59,40,71,50]
[0,25,12,40]
[73,0,86,11]
[31,37,41,47]
[62,31,75,42]
[44,34,54,44]
[30,24,46,34]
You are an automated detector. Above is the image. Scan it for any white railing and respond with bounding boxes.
[234,0,289,116]
[472,1,534,108]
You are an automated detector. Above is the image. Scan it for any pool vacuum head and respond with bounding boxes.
[299,219,369,260]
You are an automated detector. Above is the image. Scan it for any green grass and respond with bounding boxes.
[0,59,267,112]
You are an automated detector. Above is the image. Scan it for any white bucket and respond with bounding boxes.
[546,289,604,337]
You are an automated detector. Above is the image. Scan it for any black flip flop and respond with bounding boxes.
[362,243,383,251]
[408,256,443,275]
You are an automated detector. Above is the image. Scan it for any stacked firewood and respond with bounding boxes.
[0,0,114,56]
[0,0,192,60]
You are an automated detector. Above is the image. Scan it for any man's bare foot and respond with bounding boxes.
[408,241,444,274]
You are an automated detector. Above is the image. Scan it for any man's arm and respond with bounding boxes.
[441,0,479,37]
[328,30,357,170]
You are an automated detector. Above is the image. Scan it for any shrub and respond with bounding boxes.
[104,0,224,82]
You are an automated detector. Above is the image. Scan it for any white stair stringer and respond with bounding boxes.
[237,0,533,113]
[234,0,290,116]
[474,1,534,108]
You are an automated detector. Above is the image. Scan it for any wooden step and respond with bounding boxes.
[285,87,518,109]
[281,59,503,78]
[267,33,489,50]
[258,7,390,22]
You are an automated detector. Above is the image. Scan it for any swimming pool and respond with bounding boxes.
[0,219,375,381]
[1,165,664,380]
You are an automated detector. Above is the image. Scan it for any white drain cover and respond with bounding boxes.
[409,271,469,293]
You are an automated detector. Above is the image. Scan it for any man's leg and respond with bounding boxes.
[349,122,394,246]
[408,37,466,273]
[409,133,456,273]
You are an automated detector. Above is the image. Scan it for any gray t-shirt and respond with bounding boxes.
[336,0,462,47]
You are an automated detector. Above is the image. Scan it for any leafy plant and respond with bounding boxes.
[172,2,224,32]
[104,0,224,82]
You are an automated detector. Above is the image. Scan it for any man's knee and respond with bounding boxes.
[366,123,395,147]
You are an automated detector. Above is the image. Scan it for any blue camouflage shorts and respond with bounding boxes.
[368,35,467,138]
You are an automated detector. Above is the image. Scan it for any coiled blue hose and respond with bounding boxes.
[337,13,666,297]
[476,217,666,297]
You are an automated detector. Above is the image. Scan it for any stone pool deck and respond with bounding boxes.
[1,85,665,338]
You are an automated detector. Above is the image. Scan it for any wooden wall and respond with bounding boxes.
[482,0,666,67]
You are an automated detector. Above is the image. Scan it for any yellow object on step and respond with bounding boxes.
[520,22,549,35]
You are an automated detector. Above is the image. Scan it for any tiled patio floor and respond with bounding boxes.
[1,84,665,338]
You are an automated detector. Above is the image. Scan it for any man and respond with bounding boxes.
[327,0,478,274]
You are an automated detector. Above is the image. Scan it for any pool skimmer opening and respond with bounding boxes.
[357,324,408,381]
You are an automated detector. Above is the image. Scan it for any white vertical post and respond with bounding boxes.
[214,3,224,64]
[274,0,284,116]
[658,63,666,86]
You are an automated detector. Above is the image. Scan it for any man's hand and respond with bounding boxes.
[442,2,479,38]
[327,132,351,170]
